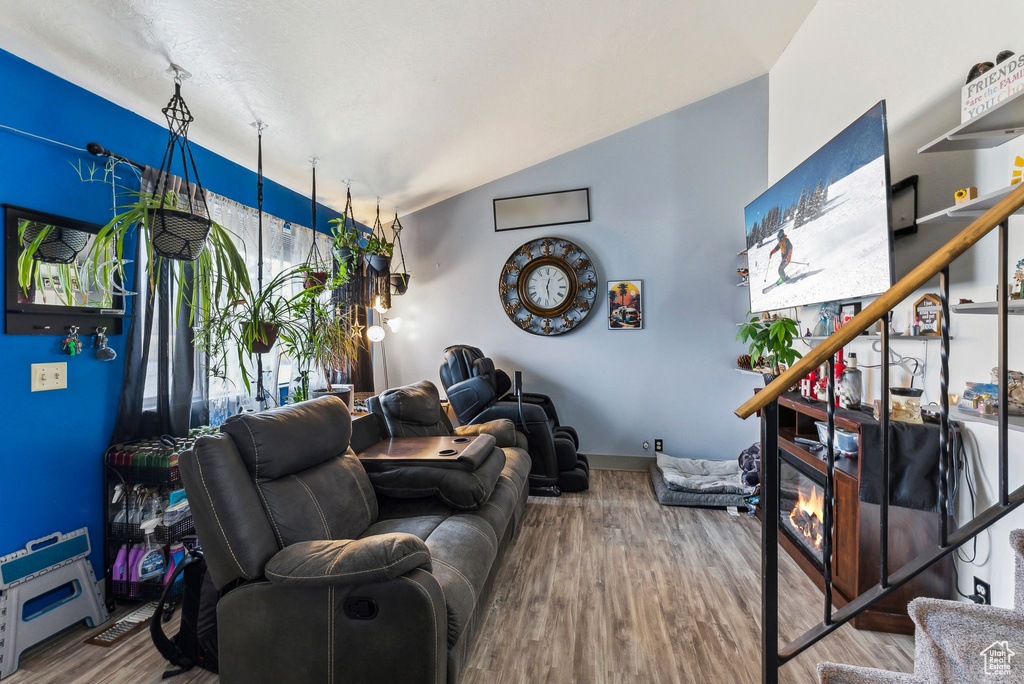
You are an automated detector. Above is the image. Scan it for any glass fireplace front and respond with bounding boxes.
[779,457,825,567]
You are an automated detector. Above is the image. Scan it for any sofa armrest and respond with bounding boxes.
[265,533,430,586]
[454,419,517,447]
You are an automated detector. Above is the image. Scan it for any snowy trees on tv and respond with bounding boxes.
[746,179,829,249]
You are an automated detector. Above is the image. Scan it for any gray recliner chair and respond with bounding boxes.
[179,395,531,683]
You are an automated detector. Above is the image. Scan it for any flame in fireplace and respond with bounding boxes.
[789,485,824,552]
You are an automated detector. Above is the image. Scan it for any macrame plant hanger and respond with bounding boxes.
[302,158,327,287]
[337,185,367,308]
[390,210,410,295]
[367,198,391,312]
[253,122,269,408]
[151,67,212,261]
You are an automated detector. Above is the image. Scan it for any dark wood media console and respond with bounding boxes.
[761,393,952,634]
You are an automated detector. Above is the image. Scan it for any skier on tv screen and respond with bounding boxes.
[769,229,793,286]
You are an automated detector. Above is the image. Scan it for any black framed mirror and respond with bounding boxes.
[4,204,127,335]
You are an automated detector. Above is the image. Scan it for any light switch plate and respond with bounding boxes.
[31,362,67,392]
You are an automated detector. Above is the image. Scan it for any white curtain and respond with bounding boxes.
[204,191,332,424]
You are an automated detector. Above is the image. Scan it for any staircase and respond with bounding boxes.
[736,181,1024,683]
[819,530,1024,683]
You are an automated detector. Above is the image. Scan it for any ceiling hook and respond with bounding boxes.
[167,63,192,84]
[250,121,268,134]
[309,156,319,167]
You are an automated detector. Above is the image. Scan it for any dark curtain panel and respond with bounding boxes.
[350,306,374,393]
[110,166,208,443]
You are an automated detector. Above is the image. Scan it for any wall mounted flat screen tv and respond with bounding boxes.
[744,101,895,313]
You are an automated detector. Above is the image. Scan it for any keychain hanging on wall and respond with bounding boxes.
[94,326,117,361]
[62,326,83,356]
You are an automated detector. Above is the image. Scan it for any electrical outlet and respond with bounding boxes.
[31,362,67,392]
[642,441,650,451]
[974,577,991,605]
[654,439,664,452]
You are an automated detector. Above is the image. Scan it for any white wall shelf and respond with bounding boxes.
[799,333,950,343]
[917,184,1020,224]
[952,300,1024,315]
[951,408,1024,434]
[918,87,1024,153]
[734,367,764,377]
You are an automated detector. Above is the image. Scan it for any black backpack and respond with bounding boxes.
[151,550,220,678]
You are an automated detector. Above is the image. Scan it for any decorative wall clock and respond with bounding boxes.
[498,237,598,336]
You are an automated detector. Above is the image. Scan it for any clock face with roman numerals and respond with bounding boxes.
[498,237,598,336]
[524,263,571,312]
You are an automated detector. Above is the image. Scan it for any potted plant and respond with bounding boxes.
[736,313,802,384]
[328,212,363,281]
[196,267,302,393]
[78,162,249,322]
[298,264,330,291]
[280,293,363,407]
[364,234,393,273]
[390,271,411,295]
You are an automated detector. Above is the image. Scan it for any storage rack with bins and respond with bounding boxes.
[102,437,197,608]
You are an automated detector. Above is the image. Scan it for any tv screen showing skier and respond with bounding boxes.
[744,101,895,313]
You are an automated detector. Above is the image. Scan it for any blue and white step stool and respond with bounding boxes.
[0,528,108,679]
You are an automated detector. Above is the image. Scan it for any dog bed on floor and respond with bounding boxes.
[649,458,748,508]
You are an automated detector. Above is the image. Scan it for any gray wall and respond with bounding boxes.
[382,76,768,463]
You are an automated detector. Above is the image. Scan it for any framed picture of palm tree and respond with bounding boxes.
[607,280,643,329]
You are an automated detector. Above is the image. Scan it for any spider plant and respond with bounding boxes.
[76,161,250,324]
[196,266,305,394]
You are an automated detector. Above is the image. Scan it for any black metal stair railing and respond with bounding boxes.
[743,196,1024,683]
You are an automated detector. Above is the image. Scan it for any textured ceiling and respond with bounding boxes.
[0,0,814,217]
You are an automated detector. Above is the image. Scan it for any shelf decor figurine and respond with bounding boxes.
[1013,258,1024,300]
[954,187,978,205]
[913,293,942,336]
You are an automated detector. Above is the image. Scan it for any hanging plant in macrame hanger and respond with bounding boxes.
[334,185,368,308]
[389,210,410,295]
[365,198,392,313]
[300,158,329,291]
[150,68,213,261]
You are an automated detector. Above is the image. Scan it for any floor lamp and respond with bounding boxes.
[367,317,401,390]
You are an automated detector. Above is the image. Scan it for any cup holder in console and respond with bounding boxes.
[437,449,458,456]
[451,437,470,444]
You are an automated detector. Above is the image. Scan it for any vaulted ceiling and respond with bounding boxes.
[0,0,815,217]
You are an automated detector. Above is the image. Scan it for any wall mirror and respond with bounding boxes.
[4,204,126,335]
[493,188,591,232]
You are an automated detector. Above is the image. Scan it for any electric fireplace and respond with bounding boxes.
[779,457,825,567]
[761,393,954,634]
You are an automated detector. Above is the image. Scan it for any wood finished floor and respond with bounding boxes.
[8,470,914,683]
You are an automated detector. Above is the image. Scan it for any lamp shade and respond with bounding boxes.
[367,325,386,342]
[385,317,402,333]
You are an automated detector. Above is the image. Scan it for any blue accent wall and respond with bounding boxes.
[0,48,344,579]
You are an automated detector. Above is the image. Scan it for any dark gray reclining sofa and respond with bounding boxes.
[179,388,530,683]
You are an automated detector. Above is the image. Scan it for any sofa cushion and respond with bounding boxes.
[221,395,352,480]
[258,448,378,546]
[423,515,497,648]
[360,513,497,649]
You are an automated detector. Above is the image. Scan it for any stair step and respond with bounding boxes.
[909,596,1024,682]
[817,662,917,683]
[1013,529,1024,613]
